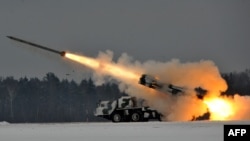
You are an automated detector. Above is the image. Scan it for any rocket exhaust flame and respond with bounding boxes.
[7,36,250,121]
[204,97,234,120]
[65,53,140,82]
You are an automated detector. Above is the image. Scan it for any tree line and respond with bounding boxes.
[222,69,250,96]
[0,73,125,123]
[0,70,250,123]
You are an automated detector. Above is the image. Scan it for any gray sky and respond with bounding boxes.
[0,0,250,81]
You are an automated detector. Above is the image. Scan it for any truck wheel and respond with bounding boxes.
[131,112,141,122]
[112,113,122,122]
[157,114,163,121]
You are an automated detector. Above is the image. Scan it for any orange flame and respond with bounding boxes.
[203,97,234,120]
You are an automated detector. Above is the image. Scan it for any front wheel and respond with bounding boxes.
[112,113,122,122]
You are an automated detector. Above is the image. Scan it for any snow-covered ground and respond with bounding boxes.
[0,121,249,141]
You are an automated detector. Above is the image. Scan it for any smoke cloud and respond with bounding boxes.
[229,94,250,120]
[68,50,250,121]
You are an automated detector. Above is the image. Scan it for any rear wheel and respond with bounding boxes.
[157,114,163,121]
[131,112,142,122]
[112,113,122,122]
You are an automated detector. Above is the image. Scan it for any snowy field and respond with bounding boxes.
[0,121,249,141]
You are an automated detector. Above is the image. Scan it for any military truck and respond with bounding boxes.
[94,96,162,122]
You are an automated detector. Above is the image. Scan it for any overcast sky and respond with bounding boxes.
[0,0,250,81]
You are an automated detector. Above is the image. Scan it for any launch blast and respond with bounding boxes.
[7,36,66,57]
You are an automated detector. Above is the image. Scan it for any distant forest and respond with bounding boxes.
[0,70,250,123]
